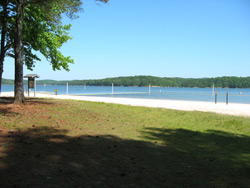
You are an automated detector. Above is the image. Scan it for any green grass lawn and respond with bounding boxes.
[0,98,250,188]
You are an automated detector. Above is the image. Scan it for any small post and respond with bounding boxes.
[215,90,217,104]
[226,90,229,105]
[112,83,114,94]
[149,84,151,94]
[34,78,36,97]
[66,82,68,95]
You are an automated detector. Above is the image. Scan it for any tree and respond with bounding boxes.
[0,0,77,94]
[0,0,79,99]
[0,0,14,94]
[0,0,108,104]
[14,0,83,104]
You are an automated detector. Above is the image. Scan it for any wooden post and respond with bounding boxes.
[67,82,68,95]
[34,78,36,97]
[215,90,217,104]
[112,83,114,94]
[226,90,229,105]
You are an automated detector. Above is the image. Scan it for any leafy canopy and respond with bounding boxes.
[1,0,108,71]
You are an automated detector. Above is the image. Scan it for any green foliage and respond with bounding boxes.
[2,75,250,88]
[1,0,109,71]
[77,76,250,88]
[2,78,14,85]
[25,7,74,71]
[1,1,80,71]
[4,76,247,88]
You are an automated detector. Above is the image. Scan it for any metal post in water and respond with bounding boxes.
[67,82,68,95]
[112,83,114,94]
[149,84,151,94]
[215,90,217,104]
[212,84,214,96]
[226,90,229,105]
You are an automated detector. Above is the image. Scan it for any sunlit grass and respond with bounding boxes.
[2,99,250,138]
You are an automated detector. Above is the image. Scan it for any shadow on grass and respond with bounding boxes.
[0,97,14,104]
[0,97,54,116]
[0,127,249,188]
[0,97,54,105]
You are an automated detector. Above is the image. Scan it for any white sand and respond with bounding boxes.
[1,92,250,117]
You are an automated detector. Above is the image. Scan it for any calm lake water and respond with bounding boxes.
[2,85,250,104]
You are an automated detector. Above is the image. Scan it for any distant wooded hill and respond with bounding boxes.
[2,76,250,88]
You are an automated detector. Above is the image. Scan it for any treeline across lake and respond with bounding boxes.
[2,76,250,88]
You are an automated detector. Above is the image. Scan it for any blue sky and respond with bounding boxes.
[3,0,250,80]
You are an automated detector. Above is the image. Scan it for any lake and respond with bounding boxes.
[2,85,250,104]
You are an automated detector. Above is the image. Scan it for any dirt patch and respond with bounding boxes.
[0,97,57,132]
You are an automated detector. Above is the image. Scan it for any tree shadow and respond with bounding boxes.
[0,97,14,104]
[0,107,19,116]
[142,128,250,188]
[0,127,249,188]
[0,97,55,116]
[0,97,54,105]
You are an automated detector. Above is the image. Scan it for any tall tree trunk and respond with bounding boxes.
[0,56,4,95]
[0,0,8,94]
[14,0,25,104]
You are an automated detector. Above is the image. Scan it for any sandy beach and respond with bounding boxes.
[1,91,250,117]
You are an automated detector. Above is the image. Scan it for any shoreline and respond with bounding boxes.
[2,84,250,89]
[1,92,250,117]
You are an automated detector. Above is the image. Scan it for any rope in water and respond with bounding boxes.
[70,92,250,97]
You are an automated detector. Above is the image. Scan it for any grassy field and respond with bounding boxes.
[0,97,250,188]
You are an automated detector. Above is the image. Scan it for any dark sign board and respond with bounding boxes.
[28,78,35,89]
